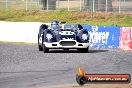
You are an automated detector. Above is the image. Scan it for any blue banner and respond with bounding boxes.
[83,25,120,48]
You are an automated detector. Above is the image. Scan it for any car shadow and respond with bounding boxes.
[0,69,71,74]
[49,50,78,53]
[47,49,109,53]
[88,49,109,53]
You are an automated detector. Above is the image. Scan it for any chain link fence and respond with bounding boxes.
[0,0,43,10]
[0,0,132,13]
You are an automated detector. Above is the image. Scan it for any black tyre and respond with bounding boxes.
[38,34,43,51]
[83,47,89,53]
[76,75,86,86]
[43,45,49,53]
[78,47,89,53]
[38,45,43,51]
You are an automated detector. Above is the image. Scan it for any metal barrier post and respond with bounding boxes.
[106,0,107,12]
[80,0,82,11]
[47,0,49,11]
[26,0,28,10]
[68,0,70,11]
[93,0,95,12]
[6,0,8,8]
[119,0,121,14]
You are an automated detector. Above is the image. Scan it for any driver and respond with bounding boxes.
[50,20,60,30]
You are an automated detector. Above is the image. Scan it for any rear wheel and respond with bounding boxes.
[43,45,49,53]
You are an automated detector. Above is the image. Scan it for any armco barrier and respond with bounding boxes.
[119,27,132,50]
[83,25,120,48]
[0,22,48,43]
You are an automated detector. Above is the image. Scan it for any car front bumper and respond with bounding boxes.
[43,39,89,49]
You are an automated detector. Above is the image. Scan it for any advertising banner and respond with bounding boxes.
[119,27,132,50]
[83,25,120,48]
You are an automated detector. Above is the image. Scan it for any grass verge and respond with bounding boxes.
[0,9,132,26]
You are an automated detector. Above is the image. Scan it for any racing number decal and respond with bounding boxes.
[59,31,74,35]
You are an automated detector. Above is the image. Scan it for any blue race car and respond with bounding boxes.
[38,20,90,53]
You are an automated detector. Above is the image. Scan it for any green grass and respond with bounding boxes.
[0,9,132,26]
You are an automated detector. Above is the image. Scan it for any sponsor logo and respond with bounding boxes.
[59,31,74,35]
[76,66,131,85]
[61,35,75,40]
[89,26,109,44]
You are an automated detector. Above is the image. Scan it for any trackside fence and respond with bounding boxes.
[0,21,132,50]
[0,0,132,14]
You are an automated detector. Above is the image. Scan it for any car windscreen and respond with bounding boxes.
[64,24,78,30]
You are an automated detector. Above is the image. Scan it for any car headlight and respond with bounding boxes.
[82,34,88,40]
[46,33,53,41]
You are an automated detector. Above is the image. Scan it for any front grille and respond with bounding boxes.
[59,41,76,46]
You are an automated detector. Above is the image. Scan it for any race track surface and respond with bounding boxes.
[0,42,132,88]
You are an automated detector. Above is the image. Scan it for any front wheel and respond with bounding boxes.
[38,34,43,51]
[78,47,89,53]
[43,45,49,53]
[38,45,43,51]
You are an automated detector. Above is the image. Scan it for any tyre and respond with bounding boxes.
[38,34,43,51]
[78,47,89,53]
[38,45,43,51]
[43,45,49,53]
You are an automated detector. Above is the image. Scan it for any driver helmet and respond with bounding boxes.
[51,20,60,29]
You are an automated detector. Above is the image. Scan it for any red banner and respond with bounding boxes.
[120,27,132,50]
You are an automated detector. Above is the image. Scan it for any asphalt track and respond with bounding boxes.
[0,42,132,88]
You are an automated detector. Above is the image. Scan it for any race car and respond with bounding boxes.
[38,20,90,53]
